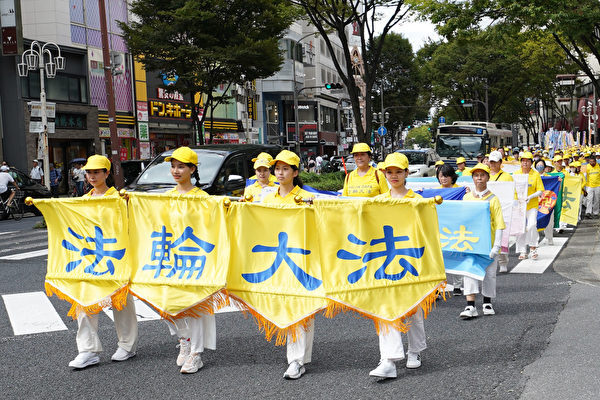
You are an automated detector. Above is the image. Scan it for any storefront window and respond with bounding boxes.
[21,72,88,103]
[266,102,279,123]
[320,105,337,132]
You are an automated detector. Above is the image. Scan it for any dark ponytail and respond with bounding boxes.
[292,165,303,188]
[186,163,202,188]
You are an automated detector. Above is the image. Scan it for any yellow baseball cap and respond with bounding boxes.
[562,154,571,160]
[456,157,466,164]
[571,161,581,167]
[470,163,490,175]
[435,160,444,166]
[382,152,409,170]
[251,152,273,163]
[520,151,533,160]
[165,146,198,164]
[552,155,562,162]
[253,159,271,169]
[82,155,111,171]
[270,150,300,168]
[376,162,386,170]
[351,143,372,154]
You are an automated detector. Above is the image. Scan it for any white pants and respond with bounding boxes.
[449,273,462,290]
[76,293,138,353]
[580,194,586,220]
[498,252,509,269]
[378,308,426,361]
[544,212,554,242]
[287,319,314,365]
[516,208,539,254]
[463,258,497,298]
[166,315,216,354]
[587,186,600,215]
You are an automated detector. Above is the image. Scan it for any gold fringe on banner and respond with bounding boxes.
[323,281,447,335]
[130,289,229,322]
[226,293,323,346]
[44,282,129,319]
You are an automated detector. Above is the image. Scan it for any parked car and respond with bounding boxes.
[126,144,282,195]
[0,167,51,219]
[121,159,151,187]
[395,148,441,177]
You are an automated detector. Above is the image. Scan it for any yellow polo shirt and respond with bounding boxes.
[262,185,312,205]
[83,186,119,198]
[463,191,505,243]
[166,186,209,196]
[244,181,277,200]
[586,163,600,188]
[342,166,388,197]
[490,170,514,182]
[375,188,422,199]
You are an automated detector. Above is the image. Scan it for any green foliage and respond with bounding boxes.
[404,126,432,148]
[299,171,345,192]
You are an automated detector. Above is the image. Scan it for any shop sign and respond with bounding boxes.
[149,100,192,120]
[29,101,56,118]
[136,101,148,121]
[139,142,151,159]
[286,122,318,143]
[99,127,135,138]
[29,121,55,133]
[120,147,128,161]
[138,122,149,141]
[157,87,184,101]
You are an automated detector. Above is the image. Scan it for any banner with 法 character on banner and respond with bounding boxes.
[560,174,584,225]
[436,200,493,281]
[127,192,229,318]
[226,201,326,344]
[313,198,446,333]
[33,196,131,318]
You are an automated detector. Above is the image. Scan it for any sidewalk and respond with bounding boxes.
[520,219,600,399]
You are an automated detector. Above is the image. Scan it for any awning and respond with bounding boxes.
[203,118,244,133]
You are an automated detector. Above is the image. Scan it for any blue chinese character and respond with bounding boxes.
[336,225,424,283]
[242,232,322,291]
[142,226,173,278]
[61,226,126,276]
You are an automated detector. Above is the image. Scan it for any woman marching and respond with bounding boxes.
[68,155,139,369]
[261,150,315,380]
[514,152,544,260]
[369,152,427,379]
[342,143,388,197]
[164,146,216,374]
[244,152,277,202]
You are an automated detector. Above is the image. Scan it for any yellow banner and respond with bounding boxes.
[128,193,229,318]
[34,197,130,318]
[560,175,583,225]
[226,202,326,343]
[314,198,446,330]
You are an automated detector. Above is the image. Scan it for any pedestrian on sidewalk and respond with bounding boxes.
[68,155,138,369]
[459,163,505,319]
[30,159,43,184]
[49,163,61,197]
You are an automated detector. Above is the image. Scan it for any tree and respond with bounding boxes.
[404,125,431,148]
[121,0,295,144]
[291,0,411,143]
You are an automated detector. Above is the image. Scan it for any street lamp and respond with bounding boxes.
[581,100,596,146]
[17,41,65,190]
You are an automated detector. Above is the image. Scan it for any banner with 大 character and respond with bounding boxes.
[127,192,229,318]
[226,202,327,344]
[313,198,446,333]
[33,196,131,318]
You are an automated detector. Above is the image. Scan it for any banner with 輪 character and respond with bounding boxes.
[33,196,131,318]
[128,192,229,319]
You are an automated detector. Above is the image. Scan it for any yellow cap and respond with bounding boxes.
[351,143,372,154]
[571,161,581,167]
[470,163,490,175]
[253,159,271,170]
[251,152,273,163]
[435,160,444,166]
[552,155,562,162]
[82,155,111,171]
[376,162,386,170]
[585,152,593,158]
[456,157,466,164]
[270,150,300,168]
[165,146,198,165]
[520,151,534,160]
[562,154,571,160]
[382,152,409,170]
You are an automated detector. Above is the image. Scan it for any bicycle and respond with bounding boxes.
[0,189,25,221]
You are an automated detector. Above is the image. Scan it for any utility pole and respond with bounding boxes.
[98,0,124,188]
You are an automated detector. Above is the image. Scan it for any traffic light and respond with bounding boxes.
[460,99,473,107]
[460,99,466,104]
[324,83,343,90]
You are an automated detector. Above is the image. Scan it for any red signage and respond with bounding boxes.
[120,147,128,161]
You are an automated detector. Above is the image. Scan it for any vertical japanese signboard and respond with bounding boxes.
[1,0,22,56]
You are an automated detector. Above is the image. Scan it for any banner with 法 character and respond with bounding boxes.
[127,192,229,318]
[313,198,446,332]
[34,196,131,318]
[437,200,493,281]
[560,174,583,225]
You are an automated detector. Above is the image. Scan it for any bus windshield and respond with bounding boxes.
[436,135,486,159]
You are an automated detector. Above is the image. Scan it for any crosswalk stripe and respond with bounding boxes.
[0,248,48,260]
[103,297,161,322]
[510,237,568,274]
[2,292,68,336]
[0,238,48,253]
[0,231,18,236]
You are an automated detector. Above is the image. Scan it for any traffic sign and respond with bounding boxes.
[377,126,387,136]
[439,116,446,124]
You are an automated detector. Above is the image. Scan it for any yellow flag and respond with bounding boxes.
[560,175,583,225]
[128,193,229,318]
[226,202,326,343]
[34,197,130,318]
[314,198,446,331]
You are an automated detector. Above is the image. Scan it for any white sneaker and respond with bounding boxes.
[482,303,496,315]
[180,353,203,374]
[111,347,136,362]
[498,264,508,273]
[459,305,478,319]
[283,360,306,379]
[547,239,554,246]
[406,353,421,369]
[369,359,397,378]
[176,338,191,366]
[69,352,100,369]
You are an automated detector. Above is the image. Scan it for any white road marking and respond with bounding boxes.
[0,231,17,236]
[0,248,48,260]
[103,297,161,322]
[2,292,68,335]
[510,237,568,274]
[215,304,243,313]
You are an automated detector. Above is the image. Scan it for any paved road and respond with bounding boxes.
[0,217,593,399]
